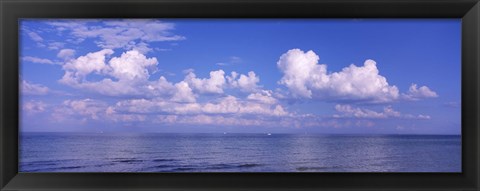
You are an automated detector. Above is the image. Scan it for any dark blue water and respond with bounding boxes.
[19,133,461,172]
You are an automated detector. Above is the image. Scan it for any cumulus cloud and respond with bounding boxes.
[333,104,430,120]
[334,104,386,119]
[184,70,226,94]
[277,49,400,103]
[62,99,107,120]
[227,71,260,92]
[154,114,280,127]
[48,47,437,129]
[171,81,196,103]
[47,19,185,50]
[107,50,158,81]
[112,95,288,117]
[59,49,166,96]
[52,99,109,122]
[21,80,49,95]
[58,49,261,104]
[147,76,176,95]
[247,90,278,105]
[402,84,438,101]
[58,49,260,99]
[201,95,288,116]
[49,98,148,123]
[152,113,371,129]
[60,49,114,83]
[109,95,317,128]
[48,97,379,128]
[57,48,267,100]
[277,49,321,98]
[22,56,55,65]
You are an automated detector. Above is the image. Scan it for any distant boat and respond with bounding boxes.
[223,132,227,135]
[267,133,272,136]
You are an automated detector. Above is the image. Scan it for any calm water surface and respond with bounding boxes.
[19,133,461,172]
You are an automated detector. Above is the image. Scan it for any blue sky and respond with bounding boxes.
[20,19,461,134]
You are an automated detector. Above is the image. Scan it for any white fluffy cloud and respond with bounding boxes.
[100,94,296,127]
[277,49,400,103]
[334,104,387,119]
[58,49,266,100]
[50,98,145,123]
[61,49,114,83]
[107,50,158,81]
[146,76,176,95]
[277,49,321,98]
[47,47,438,129]
[152,114,369,129]
[227,71,260,92]
[45,97,390,129]
[247,90,278,105]
[171,81,196,103]
[154,114,280,127]
[112,95,288,117]
[402,84,438,101]
[22,56,55,65]
[333,104,430,120]
[184,70,226,94]
[21,80,49,95]
[60,49,163,96]
[202,95,288,116]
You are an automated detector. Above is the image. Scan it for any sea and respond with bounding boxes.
[19,132,461,172]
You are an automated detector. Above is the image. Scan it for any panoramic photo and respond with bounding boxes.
[19,19,461,172]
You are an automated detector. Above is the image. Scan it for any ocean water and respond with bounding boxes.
[19,133,461,172]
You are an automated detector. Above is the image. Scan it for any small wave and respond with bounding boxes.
[113,159,144,163]
[57,166,83,170]
[28,165,86,172]
[208,164,235,170]
[154,165,174,168]
[296,166,336,171]
[206,163,263,170]
[24,159,76,164]
[173,167,196,171]
[152,159,176,162]
[237,163,262,168]
[21,162,57,167]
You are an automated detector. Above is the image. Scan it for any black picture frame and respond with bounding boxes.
[1,0,479,190]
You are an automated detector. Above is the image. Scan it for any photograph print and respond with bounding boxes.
[20,19,461,172]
